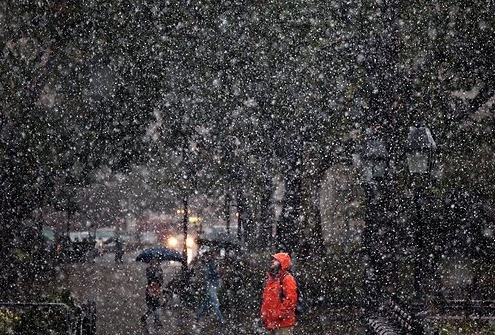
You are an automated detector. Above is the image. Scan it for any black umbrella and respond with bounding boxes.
[135,246,184,263]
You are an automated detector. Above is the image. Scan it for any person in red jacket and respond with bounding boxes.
[261,252,297,334]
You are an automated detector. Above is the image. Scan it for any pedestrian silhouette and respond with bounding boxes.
[114,237,123,264]
[140,257,164,334]
[195,250,225,331]
[261,252,297,335]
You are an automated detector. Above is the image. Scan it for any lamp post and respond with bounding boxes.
[179,131,190,279]
[361,134,389,309]
[404,126,436,310]
[181,196,188,274]
[362,137,388,183]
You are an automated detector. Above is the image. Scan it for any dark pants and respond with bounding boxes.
[141,295,162,329]
[267,327,294,335]
[196,282,224,322]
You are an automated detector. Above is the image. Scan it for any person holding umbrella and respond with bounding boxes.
[140,256,164,332]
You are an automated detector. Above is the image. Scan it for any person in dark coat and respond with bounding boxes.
[195,251,225,324]
[114,237,123,264]
[140,257,164,331]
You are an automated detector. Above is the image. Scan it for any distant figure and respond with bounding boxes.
[88,235,97,262]
[61,234,72,263]
[114,238,123,264]
[261,252,297,335]
[81,237,92,262]
[196,251,225,325]
[97,238,104,257]
[140,257,164,332]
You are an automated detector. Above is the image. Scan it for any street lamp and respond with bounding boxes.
[179,130,191,279]
[362,137,389,183]
[404,126,436,311]
[181,196,188,273]
[405,126,436,176]
[360,134,389,309]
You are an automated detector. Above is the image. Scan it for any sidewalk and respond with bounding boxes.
[52,251,252,335]
[53,251,181,334]
[52,250,364,335]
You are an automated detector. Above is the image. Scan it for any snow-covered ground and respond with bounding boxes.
[53,250,364,334]
[55,250,188,335]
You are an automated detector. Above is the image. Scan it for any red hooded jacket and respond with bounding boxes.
[261,253,297,330]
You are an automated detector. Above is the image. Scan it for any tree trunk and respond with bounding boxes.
[258,165,275,248]
[277,164,303,253]
[299,170,326,259]
[235,188,245,243]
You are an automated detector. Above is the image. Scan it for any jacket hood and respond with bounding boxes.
[272,252,291,272]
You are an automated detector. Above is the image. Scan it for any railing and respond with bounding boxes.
[0,301,96,335]
[367,316,405,335]
[428,299,495,322]
[367,298,495,335]
[441,299,495,317]
[388,299,424,334]
[366,299,424,335]
[81,300,97,335]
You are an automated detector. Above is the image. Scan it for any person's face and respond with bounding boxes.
[269,259,281,274]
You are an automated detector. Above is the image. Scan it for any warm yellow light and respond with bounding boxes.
[167,236,179,248]
[186,236,195,248]
[188,216,201,224]
[187,248,193,264]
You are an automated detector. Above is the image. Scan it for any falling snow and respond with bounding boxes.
[1,1,495,334]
